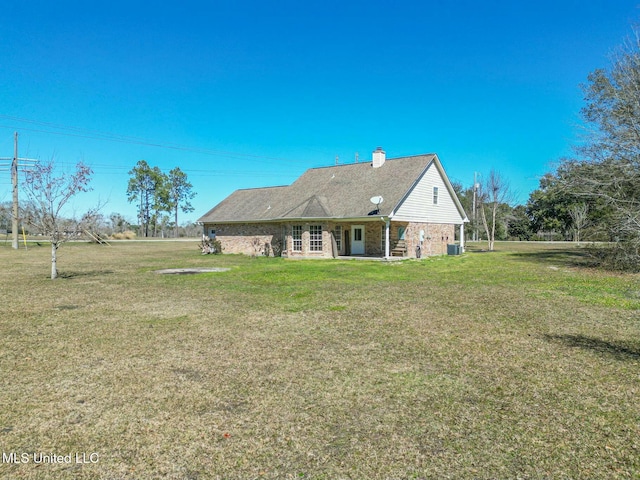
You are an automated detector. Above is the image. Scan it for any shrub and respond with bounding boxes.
[199,236,222,254]
[586,243,640,272]
[111,230,137,240]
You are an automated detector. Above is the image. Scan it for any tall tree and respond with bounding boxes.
[526,166,611,241]
[451,181,478,241]
[526,172,574,238]
[167,167,196,238]
[507,205,534,241]
[22,161,95,279]
[127,160,164,237]
[478,169,511,251]
[568,203,589,242]
[149,166,169,237]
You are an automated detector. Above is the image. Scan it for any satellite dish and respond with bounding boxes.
[368,195,384,216]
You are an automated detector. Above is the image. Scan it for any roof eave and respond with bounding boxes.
[200,215,391,224]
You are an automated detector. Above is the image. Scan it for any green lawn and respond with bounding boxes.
[0,241,639,479]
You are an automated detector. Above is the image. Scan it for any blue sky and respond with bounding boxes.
[1,1,639,223]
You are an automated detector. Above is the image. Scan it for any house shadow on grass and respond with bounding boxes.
[542,334,640,362]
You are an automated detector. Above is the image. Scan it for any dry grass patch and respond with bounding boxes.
[0,241,638,478]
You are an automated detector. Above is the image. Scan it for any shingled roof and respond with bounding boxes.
[198,154,444,223]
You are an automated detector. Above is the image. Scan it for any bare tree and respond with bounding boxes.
[568,203,589,242]
[22,160,95,279]
[478,169,511,251]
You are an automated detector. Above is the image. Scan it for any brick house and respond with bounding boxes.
[197,148,468,258]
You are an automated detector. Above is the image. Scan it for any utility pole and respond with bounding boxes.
[12,132,18,249]
[472,172,480,242]
[0,132,38,249]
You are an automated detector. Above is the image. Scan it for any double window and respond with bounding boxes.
[310,225,323,252]
[292,225,323,252]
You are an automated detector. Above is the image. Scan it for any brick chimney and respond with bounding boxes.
[372,147,386,168]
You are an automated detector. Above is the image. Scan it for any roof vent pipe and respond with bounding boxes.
[372,147,386,168]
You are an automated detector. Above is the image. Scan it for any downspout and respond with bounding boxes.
[459,223,465,252]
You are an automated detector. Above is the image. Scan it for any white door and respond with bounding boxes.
[351,225,365,255]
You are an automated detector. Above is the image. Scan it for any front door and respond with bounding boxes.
[351,225,365,255]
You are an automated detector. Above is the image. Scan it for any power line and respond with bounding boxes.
[0,114,302,164]
[43,160,296,179]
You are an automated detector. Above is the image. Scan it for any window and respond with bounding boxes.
[353,228,362,242]
[292,225,302,252]
[310,225,323,252]
[334,226,342,253]
[398,226,405,240]
[433,186,439,205]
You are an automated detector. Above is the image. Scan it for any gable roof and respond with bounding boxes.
[198,154,467,223]
[283,195,332,218]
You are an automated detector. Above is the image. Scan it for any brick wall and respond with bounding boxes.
[388,221,454,257]
[206,223,284,256]
[365,223,384,256]
[206,222,334,257]
[405,222,454,256]
[206,221,456,258]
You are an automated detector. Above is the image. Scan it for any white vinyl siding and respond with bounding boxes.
[394,163,464,223]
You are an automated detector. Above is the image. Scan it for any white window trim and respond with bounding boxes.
[292,225,302,252]
[309,225,323,252]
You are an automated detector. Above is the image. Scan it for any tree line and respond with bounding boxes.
[458,25,640,269]
[0,160,198,240]
[1,198,202,241]
[10,24,640,273]
[455,173,608,245]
